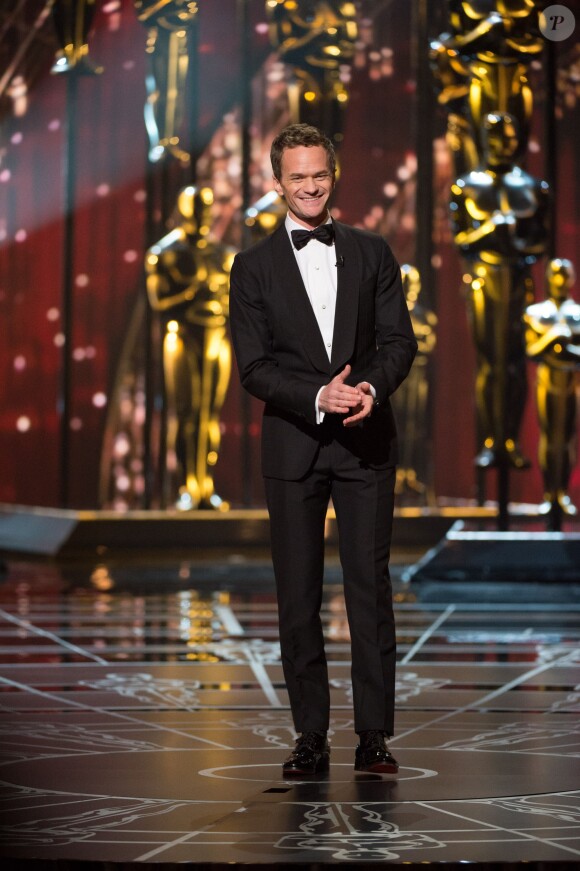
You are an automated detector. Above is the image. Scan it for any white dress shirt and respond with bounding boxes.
[286,214,337,358]
[286,214,337,422]
[286,213,375,422]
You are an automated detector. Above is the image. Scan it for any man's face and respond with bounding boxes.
[273,145,335,228]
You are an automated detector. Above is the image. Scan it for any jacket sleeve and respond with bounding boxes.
[229,252,323,424]
[365,240,418,405]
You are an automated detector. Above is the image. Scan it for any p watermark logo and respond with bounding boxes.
[539,5,576,41]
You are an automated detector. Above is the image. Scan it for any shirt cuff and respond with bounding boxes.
[315,386,326,424]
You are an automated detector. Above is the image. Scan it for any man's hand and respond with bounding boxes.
[343,381,374,427]
[318,364,362,415]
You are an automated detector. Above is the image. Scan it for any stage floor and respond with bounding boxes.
[0,552,579,868]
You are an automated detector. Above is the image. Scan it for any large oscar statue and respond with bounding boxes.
[393,265,437,504]
[430,32,475,178]
[524,259,580,529]
[431,0,541,181]
[246,2,358,240]
[267,0,357,133]
[146,186,235,510]
[451,112,550,473]
[433,1,551,528]
[134,0,198,164]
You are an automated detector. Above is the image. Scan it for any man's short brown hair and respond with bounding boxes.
[270,123,336,181]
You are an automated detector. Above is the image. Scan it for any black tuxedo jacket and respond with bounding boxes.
[229,220,417,481]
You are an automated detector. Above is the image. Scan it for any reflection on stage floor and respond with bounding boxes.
[0,553,579,868]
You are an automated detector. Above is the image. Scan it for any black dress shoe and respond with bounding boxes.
[283,732,330,776]
[354,730,399,774]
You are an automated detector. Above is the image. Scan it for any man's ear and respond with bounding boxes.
[273,175,283,197]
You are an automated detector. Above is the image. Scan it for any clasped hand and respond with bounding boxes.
[318,364,374,427]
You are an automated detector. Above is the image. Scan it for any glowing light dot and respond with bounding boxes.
[92,392,107,408]
[70,417,83,431]
[15,229,27,242]
[48,119,61,131]
[134,189,146,202]
[14,356,26,371]
[54,333,65,347]
[123,249,138,263]
[47,307,60,321]
[96,183,110,197]
[255,22,268,34]
[85,346,96,358]
[116,474,130,492]
[75,274,89,287]
[16,416,31,432]
[0,169,11,182]
[113,434,130,457]
[397,166,411,181]
[122,60,135,70]
[383,182,398,198]
[73,348,86,361]
[11,132,23,144]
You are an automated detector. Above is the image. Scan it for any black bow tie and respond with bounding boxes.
[291,223,335,250]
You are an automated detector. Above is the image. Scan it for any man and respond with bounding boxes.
[229,123,417,776]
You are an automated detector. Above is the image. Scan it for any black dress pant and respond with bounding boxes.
[264,422,397,736]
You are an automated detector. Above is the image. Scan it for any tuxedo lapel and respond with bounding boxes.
[330,221,359,373]
[271,224,331,374]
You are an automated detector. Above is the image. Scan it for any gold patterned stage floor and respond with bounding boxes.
[0,548,579,869]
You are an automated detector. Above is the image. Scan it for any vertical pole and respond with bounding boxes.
[187,15,200,179]
[544,37,557,261]
[143,157,156,509]
[413,0,435,308]
[537,36,558,530]
[497,467,509,531]
[412,0,437,503]
[58,68,79,508]
[238,0,253,506]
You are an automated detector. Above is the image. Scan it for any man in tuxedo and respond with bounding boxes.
[229,123,417,776]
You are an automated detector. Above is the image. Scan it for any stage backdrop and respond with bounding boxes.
[0,0,579,511]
